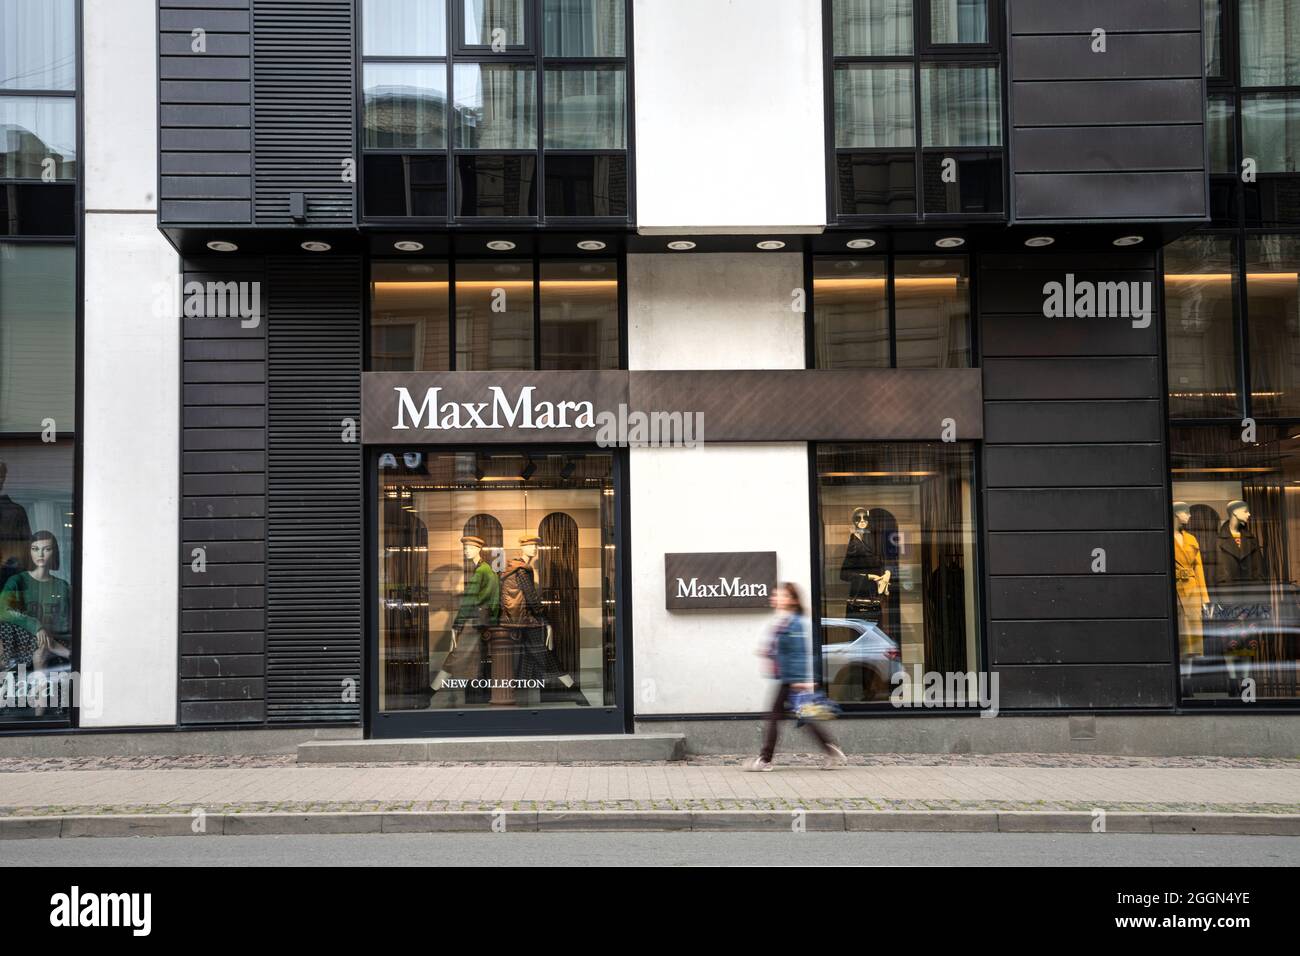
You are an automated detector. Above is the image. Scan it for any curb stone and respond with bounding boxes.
[0,810,1298,837]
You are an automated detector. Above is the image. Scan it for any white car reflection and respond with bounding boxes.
[821,617,903,702]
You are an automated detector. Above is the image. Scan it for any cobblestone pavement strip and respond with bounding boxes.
[0,758,1295,817]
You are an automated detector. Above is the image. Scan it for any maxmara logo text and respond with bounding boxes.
[393,386,704,448]
[675,576,769,599]
[395,386,595,430]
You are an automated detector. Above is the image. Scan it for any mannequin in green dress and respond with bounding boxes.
[0,531,72,670]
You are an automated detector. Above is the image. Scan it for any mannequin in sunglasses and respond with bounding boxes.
[839,507,891,622]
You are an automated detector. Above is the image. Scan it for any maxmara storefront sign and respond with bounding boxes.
[665,552,777,610]
[361,369,984,444]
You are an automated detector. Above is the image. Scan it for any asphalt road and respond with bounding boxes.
[4,832,1297,866]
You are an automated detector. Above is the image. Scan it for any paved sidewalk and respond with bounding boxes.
[0,754,1296,818]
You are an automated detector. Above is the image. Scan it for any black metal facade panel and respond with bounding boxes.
[159,1,254,226]
[1008,0,1200,34]
[990,620,1173,665]
[265,257,363,723]
[977,253,1174,706]
[180,260,267,724]
[1005,0,1207,223]
[252,0,357,225]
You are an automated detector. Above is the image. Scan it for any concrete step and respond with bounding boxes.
[296,733,687,764]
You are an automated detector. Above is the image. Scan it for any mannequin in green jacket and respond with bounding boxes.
[431,535,500,703]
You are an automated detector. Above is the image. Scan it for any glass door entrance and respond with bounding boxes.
[372,449,624,736]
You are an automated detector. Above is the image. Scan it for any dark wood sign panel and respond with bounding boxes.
[362,369,983,444]
[664,552,778,610]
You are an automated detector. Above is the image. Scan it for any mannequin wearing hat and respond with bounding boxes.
[501,534,585,704]
[1172,501,1209,660]
[1214,499,1267,587]
[839,507,890,622]
[430,535,500,702]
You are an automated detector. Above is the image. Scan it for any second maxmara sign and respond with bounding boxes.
[361,369,984,444]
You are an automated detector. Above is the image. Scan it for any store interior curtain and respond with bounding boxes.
[0,0,75,90]
[544,0,623,57]
[930,0,988,45]
[923,65,1000,147]
[835,65,914,148]
[1240,0,1300,86]
[832,0,913,56]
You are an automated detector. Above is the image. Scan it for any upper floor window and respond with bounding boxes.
[361,0,630,222]
[810,254,972,369]
[828,0,1003,220]
[0,0,77,236]
[369,255,622,371]
[1205,0,1300,227]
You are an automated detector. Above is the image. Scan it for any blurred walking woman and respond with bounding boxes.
[748,582,846,771]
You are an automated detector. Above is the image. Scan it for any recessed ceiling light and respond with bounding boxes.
[206,241,238,253]
[394,240,424,252]
[935,237,965,248]
[486,240,516,251]
[846,238,876,250]
[577,240,606,251]
[667,240,696,251]
[1113,235,1144,247]
[301,241,331,252]
[756,240,786,250]
[1024,236,1055,248]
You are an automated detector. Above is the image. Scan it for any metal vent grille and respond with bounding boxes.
[252,0,356,224]
[265,257,363,722]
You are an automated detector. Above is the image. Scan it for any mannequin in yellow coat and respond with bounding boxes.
[1172,502,1209,657]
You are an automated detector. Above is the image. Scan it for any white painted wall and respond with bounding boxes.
[632,0,827,234]
[627,253,807,370]
[628,253,811,715]
[79,0,180,727]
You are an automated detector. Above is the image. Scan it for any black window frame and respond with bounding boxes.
[824,0,1007,225]
[358,0,634,226]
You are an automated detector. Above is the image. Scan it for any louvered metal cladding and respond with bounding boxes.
[252,0,356,224]
[265,257,363,722]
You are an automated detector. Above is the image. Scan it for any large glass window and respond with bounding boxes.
[369,257,623,370]
[377,451,617,712]
[812,254,972,369]
[1164,236,1241,420]
[363,64,449,150]
[1170,427,1300,702]
[540,260,620,369]
[456,260,535,370]
[453,63,537,149]
[832,0,913,56]
[0,0,76,91]
[815,443,978,705]
[1246,235,1300,418]
[834,65,915,149]
[370,261,451,370]
[920,63,1000,148]
[0,244,75,431]
[1239,0,1300,87]
[829,0,1003,219]
[0,0,76,727]
[0,440,76,722]
[361,0,630,220]
[928,0,988,46]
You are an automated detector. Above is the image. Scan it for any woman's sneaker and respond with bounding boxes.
[822,745,847,770]
[744,757,774,772]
